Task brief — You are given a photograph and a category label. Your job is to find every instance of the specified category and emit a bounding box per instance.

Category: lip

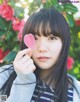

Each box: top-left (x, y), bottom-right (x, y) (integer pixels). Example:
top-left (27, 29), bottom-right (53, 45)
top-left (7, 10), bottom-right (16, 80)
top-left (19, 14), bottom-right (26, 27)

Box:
top-left (37, 56), bottom-right (50, 62)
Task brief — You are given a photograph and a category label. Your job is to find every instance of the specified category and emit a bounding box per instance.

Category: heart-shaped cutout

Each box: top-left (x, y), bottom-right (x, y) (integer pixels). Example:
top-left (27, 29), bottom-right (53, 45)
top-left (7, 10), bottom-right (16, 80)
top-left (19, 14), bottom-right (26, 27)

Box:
top-left (24, 33), bottom-right (35, 49)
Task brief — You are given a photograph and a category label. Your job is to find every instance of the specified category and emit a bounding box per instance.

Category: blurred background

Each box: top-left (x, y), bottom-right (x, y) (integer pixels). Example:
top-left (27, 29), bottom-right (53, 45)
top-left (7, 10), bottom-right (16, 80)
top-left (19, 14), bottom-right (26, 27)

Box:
top-left (0, 0), bottom-right (80, 80)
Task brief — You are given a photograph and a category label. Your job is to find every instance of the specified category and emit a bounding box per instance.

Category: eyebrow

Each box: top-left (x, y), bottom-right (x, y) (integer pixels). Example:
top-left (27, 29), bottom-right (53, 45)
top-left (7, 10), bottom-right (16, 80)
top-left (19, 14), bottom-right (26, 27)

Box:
top-left (34, 33), bottom-right (57, 37)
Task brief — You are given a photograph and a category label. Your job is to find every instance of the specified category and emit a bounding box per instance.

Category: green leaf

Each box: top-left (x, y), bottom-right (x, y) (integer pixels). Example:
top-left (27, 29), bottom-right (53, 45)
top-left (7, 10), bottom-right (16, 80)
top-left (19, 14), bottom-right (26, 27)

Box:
top-left (4, 51), bottom-right (17, 62)
top-left (56, 5), bottom-right (64, 12)
top-left (51, 0), bottom-right (58, 5)
top-left (0, 30), bottom-right (7, 37)
top-left (14, 7), bottom-right (24, 18)
top-left (9, 0), bottom-right (15, 7)
top-left (5, 31), bottom-right (15, 41)
top-left (36, 0), bottom-right (42, 6)
top-left (0, 0), bottom-right (4, 4)
top-left (63, 3), bottom-right (78, 13)
top-left (73, 67), bottom-right (79, 74)
top-left (66, 13), bottom-right (74, 27)
top-left (0, 17), bottom-right (7, 30)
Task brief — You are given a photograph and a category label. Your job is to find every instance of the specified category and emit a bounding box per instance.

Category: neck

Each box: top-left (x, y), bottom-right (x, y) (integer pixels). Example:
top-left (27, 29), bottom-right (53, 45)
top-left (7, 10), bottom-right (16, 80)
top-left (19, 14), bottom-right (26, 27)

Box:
top-left (39, 68), bottom-right (55, 87)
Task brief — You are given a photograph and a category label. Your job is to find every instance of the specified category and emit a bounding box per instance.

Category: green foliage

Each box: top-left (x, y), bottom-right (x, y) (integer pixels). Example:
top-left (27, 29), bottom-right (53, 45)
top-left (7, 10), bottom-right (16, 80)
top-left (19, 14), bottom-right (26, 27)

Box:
top-left (63, 3), bottom-right (78, 13)
top-left (14, 7), bottom-right (24, 18)
top-left (0, 17), bottom-right (20, 50)
top-left (4, 51), bottom-right (17, 63)
top-left (0, 1), bottom-right (22, 66)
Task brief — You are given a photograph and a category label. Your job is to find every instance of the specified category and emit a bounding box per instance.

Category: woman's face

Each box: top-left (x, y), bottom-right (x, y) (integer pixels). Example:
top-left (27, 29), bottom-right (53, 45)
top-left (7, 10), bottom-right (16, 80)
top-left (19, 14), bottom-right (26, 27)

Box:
top-left (32, 34), bottom-right (62, 70)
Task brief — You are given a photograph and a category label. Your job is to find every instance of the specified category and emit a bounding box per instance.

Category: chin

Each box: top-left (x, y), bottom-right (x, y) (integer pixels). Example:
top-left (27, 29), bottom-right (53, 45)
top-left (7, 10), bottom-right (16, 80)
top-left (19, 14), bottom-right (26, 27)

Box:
top-left (37, 65), bottom-right (51, 70)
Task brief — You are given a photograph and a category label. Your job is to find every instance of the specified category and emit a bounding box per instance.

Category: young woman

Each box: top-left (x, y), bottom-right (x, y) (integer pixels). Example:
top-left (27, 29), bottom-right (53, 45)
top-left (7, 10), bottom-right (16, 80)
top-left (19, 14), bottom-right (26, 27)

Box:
top-left (0, 7), bottom-right (80, 102)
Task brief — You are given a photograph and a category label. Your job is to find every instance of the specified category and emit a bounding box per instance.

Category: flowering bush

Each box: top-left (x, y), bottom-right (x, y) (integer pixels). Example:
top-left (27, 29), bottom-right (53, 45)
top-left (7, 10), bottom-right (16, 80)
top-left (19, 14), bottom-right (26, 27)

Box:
top-left (12, 17), bottom-right (25, 41)
top-left (67, 56), bottom-right (74, 70)
top-left (0, 2), bottom-right (25, 64)
top-left (0, 3), bottom-right (14, 21)
top-left (0, 48), bottom-right (10, 63)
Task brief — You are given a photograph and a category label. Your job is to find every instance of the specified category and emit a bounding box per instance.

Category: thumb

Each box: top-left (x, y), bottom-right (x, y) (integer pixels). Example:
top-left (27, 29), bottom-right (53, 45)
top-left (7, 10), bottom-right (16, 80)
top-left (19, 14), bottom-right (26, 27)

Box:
top-left (27, 48), bottom-right (32, 57)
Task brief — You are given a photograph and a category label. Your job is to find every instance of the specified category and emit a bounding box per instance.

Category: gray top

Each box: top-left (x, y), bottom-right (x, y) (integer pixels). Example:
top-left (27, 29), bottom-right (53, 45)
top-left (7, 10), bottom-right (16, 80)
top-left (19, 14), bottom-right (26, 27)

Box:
top-left (0, 64), bottom-right (80, 102)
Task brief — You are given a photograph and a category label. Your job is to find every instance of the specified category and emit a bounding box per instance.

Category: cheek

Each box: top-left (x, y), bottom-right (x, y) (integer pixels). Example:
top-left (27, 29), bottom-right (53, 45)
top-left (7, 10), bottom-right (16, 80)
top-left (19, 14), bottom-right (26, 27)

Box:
top-left (32, 50), bottom-right (37, 59)
top-left (32, 43), bottom-right (39, 57)
top-left (51, 42), bottom-right (62, 54)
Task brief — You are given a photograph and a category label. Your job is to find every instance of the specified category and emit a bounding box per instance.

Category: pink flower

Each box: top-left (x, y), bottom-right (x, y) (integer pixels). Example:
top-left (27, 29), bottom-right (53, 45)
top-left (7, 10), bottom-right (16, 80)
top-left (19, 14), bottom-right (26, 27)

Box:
top-left (12, 18), bottom-right (25, 41)
top-left (17, 20), bottom-right (25, 41)
top-left (17, 28), bottom-right (23, 41)
top-left (12, 17), bottom-right (25, 31)
top-left (3, 50), bottom-right (10, 58)
top-left (0, 3), bottom-right (14, 21)
top-left (75, 19), bottom-right (80, 26)
top-left (0, 48), bottom-right (10, 63)
top-left (12, 17), bottom-right (21, 31)
top-left (67, 56), bottom-right (74, 70)
top-left (41, 0), bottom-right (46, 3)
top-left (0, 48), bottom-right (4, 63)
top-left (18, 19), bottom-right (25, 31)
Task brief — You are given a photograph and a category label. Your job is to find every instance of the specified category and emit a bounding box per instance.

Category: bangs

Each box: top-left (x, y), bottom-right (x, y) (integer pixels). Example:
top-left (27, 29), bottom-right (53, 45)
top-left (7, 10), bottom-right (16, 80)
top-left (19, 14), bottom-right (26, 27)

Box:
top-left (24, 10), bottom-right (63, 38)
top-left (31, 21), bottom-right (61, 38)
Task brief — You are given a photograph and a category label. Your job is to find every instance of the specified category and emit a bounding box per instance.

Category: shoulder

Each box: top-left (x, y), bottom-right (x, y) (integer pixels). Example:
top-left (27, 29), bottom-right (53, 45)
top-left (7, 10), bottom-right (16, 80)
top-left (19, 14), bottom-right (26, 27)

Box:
top-left (0, 64), bottom-right (14, 90)
top-left (67, 74), bottom-right (80, 94)
top-left (0, 63), bottom-right (14, 77)
top-left (67, 74), bottom-right (80, 86)
top-left (68, 74), bottom-right (80, 101)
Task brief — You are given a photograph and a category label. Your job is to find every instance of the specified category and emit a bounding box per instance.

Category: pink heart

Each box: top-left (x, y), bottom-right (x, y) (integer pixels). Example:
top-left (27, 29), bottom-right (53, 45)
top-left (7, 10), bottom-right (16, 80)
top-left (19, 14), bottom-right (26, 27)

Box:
top-left (24, 33), bottom-right (35, 49)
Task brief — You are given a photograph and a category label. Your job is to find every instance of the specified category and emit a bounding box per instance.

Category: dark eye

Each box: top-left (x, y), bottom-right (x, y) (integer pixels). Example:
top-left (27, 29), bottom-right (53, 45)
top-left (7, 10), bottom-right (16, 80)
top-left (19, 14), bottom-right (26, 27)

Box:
top-left (34, 36), bottom-right (38, 40)
top-left (49, 36), bottom-right (57, 40)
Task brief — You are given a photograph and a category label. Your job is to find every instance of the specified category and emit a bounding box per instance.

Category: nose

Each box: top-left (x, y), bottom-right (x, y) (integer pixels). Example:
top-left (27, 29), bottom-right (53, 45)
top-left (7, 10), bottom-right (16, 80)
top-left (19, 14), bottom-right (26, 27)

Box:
top-left (38, 39), bottom-right (48, 52)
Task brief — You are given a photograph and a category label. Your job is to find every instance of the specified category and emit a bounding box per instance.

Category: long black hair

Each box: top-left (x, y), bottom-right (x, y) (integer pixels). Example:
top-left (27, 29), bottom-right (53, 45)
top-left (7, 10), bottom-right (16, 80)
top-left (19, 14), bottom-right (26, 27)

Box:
top-left (0, 7), bottom-right (71, 102)
top-left (21, 7), bottom-right (71, 102)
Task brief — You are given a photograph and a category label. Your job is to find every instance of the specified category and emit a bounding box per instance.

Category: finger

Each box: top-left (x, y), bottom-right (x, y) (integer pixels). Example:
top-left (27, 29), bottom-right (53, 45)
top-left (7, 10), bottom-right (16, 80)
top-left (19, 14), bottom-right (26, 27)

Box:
top-left (14, 48), bottom-right (32, 61)
top-left (19, 55), bottom-right (30, 64)
top-left (27, 64), bottom-right (36, 72)
top-left (14, 60), bottom-right (36, 75)
top-left (23, 64), bottom-right (36, 74)
top-left (22, 59), bottom-right (34, 68)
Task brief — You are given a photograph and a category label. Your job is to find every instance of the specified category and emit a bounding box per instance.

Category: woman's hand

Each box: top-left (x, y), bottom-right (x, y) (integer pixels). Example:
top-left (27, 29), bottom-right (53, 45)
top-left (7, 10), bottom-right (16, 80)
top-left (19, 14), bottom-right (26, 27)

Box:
top-left (13, 48), bottom-right (36, 75)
